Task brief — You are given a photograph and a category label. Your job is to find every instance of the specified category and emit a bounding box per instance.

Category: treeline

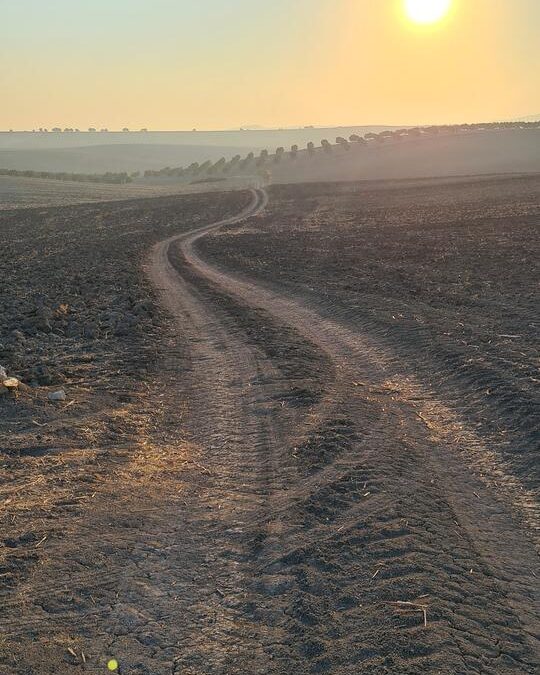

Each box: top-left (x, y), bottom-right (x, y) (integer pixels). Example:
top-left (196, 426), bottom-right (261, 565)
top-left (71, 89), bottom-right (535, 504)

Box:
top-left (144, 120), bottom-right (540, 180)
top-left (2, 120), bottom-right (538, 185)
top-left (0, 168), bottom-right (138, 184)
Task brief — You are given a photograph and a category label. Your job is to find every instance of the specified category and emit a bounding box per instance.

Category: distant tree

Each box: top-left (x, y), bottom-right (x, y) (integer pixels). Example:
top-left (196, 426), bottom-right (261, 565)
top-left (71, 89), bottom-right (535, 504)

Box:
top-left (209, 157), bottom-right (226, 174)
top-left (52, 127), bottom-right (62, 132)
top-left (321, 139), bottom-right (332, 153)
top-left (336, 136), bottom-right (350, 151)
top-left (240, 151), bottom-right (254, 169)
top-left (100, 128), bottom-right (109, 132)
top-left (140, 128), bottom-right (148, 132)
top-left (195, 160), bottom-right (211, 175)
top-left (224, 155), bottom-right (241, 173)
top-left (88, 128), bottom-right (96, 132)
top-left (274, 147), bottom-right (285, 163)
top-left (307, 141), bottom-right (316, 156)
top-left (122, 127), bottom-right (130, 132)
top-left (349, 134), bottom-right (361, 142)
top-left (257, 149), bottom-right (269, 166)
top-left (290, 144), bottom-right (299, 159)
top-left (0, 167), bottom-right (133, 184)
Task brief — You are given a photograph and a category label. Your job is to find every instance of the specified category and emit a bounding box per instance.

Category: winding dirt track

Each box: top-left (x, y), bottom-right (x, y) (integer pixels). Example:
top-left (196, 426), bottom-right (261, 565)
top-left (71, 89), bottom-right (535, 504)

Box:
top-left (146, 188), bottom-right (539, 673)
top-left (2, 186), bottom-right (537, 675)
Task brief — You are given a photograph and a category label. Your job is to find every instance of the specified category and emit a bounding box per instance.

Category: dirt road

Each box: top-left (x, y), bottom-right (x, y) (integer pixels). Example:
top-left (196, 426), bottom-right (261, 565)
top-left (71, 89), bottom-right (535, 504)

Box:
top-left (2, 184), bottom-right (537, 673)
top-left (145, 187), bottom-right (539, 673)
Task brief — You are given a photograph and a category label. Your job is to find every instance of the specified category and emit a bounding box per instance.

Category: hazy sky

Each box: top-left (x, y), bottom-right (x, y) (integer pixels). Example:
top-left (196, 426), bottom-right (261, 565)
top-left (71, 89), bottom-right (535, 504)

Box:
top-left (1, 0), bottom-right (539, 130)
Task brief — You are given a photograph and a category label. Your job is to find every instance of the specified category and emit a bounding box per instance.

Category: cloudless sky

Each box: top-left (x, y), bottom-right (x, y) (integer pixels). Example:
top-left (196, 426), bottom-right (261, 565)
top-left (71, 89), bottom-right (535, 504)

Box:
top-left (1, 0), bottom-right (539, 130)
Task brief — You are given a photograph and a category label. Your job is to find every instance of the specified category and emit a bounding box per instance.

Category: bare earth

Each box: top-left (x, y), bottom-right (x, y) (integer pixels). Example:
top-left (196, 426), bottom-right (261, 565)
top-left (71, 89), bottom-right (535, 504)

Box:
top-left (1, 175), bottom-right (539, 674)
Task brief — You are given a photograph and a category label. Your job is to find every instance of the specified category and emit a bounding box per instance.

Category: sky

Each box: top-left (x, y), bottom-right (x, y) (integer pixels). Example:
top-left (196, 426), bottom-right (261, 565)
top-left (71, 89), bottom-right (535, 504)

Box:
top-left (1, 0), bottom-right (539, 130)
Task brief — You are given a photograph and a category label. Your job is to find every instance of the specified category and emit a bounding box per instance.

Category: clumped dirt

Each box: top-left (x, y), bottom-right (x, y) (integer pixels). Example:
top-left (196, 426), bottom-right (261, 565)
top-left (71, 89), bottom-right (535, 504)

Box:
top-left (200, 175), bottom-right (540, 505)
top-left (1, 176), bottom-right (539, 674)
top-left (189, 176), bottom-right (540, 673)
top-left (0, 190), bottom-right (251, 672)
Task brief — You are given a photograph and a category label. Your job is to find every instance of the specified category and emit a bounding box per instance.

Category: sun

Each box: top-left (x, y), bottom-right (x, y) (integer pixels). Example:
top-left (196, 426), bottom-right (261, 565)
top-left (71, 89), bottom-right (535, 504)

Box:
top-left (405, 0), bottom-right (452, 25)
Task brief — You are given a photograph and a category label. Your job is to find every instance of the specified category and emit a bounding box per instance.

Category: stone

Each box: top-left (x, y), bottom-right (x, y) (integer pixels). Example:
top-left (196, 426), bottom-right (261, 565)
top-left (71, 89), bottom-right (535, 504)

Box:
top-left (48, 389), bottom-right (66, 401)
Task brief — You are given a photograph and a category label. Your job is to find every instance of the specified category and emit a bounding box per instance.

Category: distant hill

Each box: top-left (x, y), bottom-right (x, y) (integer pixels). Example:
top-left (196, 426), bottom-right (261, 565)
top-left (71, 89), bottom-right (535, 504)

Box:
top-left (511, 114), bottom-right (540, 123)
top-left (0, 126), bottom-right (400, 174)
top-left (0, 127), bottom-right (398, 151)
top-left (0, 144), bottom-right (260, 174)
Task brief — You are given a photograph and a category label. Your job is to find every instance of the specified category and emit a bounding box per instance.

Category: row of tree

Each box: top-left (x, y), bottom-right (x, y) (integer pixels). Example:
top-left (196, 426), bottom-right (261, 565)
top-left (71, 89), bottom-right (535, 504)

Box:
top-left (144, 120), bottom-right (539, 180)
top-left (144, 122), bottom-right (540, 178)
top-left (25, 128), bottom-right (149, 133)
top-left (0, 168), bottom-right (138, 184)
top-left (4, 120), bottom-right (538, 184)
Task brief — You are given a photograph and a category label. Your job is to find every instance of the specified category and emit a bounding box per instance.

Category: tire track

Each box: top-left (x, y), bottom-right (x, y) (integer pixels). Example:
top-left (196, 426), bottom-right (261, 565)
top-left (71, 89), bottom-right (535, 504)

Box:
top-left (163, 187), bottom-right (539, 672)
top-left (8, 186), bottom-right (534, 672)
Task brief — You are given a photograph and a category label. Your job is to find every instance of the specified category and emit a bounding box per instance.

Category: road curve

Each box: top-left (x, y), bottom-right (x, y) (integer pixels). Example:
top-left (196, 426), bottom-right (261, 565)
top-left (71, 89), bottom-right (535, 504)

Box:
top-left (147, 187), bottom-right (539, 673)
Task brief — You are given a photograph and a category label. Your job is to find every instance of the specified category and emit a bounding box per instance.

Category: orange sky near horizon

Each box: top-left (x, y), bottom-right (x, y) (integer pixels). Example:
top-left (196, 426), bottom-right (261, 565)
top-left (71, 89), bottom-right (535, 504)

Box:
top-left (1, 0), bottom-right (538, 130)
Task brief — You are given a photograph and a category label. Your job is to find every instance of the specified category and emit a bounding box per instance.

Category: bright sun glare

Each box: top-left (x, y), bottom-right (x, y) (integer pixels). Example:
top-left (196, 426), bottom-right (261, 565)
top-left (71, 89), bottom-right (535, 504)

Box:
top-left (405, 0), bottom-right (451, 24)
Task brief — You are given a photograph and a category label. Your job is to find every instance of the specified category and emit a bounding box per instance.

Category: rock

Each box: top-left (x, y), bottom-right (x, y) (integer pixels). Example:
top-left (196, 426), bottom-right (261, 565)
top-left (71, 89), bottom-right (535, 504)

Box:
top-left (48, 389), bottom-right (66, 402)
top-left (3, 377), bottom-right (20, 389)
top-left (0, 365), bottom-right (7, 380)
